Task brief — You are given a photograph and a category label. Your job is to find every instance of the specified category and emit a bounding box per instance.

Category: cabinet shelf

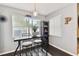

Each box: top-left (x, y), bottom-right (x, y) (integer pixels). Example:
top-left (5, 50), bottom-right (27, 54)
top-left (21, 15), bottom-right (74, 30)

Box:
top-left (43, 25), bottom-right (48, 27)
top-left (42, 21), bottom-right (49, 45)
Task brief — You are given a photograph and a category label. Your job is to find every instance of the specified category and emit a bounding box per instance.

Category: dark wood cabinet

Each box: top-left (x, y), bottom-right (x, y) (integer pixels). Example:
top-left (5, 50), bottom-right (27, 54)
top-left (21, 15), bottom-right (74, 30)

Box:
top-left (41, 21), bottom-right (49, 51)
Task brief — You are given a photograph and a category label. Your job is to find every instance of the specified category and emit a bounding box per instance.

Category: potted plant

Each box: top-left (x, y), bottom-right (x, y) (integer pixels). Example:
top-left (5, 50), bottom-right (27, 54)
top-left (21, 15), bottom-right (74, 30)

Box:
top-left (32, 25), bottom-right (38, 37)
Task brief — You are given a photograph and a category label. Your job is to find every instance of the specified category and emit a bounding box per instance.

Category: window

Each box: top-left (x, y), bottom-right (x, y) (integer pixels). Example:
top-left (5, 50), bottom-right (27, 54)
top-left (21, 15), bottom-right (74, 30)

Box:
top-left (49, 15), bottom-right (62, 37)
top-left (12, 14), bottom-right (41, 38)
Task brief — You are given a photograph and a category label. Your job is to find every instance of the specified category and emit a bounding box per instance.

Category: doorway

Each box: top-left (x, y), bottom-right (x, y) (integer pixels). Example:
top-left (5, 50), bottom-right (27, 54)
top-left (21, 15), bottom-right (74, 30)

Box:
top-left (77, 3), bottom-right (79, 56)
top-left (77, 16), bottom-right (79, 55)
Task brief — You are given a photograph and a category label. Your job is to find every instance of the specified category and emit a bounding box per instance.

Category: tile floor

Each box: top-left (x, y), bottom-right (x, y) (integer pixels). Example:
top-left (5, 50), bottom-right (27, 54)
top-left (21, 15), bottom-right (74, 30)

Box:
top-left (16, 47), bottom-right (51, 56)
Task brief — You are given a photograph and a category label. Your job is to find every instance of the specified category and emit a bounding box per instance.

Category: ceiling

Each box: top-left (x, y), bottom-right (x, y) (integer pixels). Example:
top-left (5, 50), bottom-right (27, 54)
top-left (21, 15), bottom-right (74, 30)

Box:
top-left (0, 3), bottom-right (70, 16)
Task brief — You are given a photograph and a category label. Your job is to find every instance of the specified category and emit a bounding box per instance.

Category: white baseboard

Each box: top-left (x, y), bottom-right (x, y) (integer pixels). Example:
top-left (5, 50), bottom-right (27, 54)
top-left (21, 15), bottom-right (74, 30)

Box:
top-left (49, 44), bottom-right (77, 56)
top-left (0, 50), bottom-right (15, 55)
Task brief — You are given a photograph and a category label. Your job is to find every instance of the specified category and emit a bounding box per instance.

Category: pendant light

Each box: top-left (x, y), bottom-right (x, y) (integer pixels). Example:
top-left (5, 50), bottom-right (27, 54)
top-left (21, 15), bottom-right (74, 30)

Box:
top-left (33, 3), bottom-right (38, 16)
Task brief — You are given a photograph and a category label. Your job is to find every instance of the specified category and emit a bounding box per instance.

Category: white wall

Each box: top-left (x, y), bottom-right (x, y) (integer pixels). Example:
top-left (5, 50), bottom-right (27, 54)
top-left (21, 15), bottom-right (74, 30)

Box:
top-left (0, 5), bottom-right (45, 55)
top-left (47, 4), bottom-right (77, 55)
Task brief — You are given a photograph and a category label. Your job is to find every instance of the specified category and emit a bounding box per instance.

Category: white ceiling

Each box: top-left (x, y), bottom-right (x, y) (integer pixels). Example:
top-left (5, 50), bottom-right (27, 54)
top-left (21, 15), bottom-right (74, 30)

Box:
top-left (0, 3), bottom-right (70, 16)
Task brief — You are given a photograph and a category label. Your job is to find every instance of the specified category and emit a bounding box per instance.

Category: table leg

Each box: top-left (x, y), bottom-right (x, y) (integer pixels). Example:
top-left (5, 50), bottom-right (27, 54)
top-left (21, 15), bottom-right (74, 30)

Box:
top-left (19, 42), bottom-right (21, 56)
top-left (14, 41), bottom-right (21, 56)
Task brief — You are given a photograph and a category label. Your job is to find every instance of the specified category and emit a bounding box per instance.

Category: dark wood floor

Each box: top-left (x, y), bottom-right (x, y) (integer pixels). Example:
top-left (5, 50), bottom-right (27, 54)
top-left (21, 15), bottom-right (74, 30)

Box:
top-left (0, 45), bottom-right (72, 56)
top-left (48, 45), bottom-right (71, 56)
top-left (77, 39), bottom-right (79, 55)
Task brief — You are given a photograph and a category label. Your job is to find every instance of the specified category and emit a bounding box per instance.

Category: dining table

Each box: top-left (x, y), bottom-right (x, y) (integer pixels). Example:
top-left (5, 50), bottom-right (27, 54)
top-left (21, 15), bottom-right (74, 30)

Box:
top-left (14, 36), bottom-right (43, 56)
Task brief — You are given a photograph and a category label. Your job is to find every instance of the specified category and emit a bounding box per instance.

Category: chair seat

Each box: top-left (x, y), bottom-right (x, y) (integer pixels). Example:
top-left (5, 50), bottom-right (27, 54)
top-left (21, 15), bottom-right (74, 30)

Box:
top-left (22, 41), bottom-right (32, 46)
top-left (34, 40), bottom-right (42, 43)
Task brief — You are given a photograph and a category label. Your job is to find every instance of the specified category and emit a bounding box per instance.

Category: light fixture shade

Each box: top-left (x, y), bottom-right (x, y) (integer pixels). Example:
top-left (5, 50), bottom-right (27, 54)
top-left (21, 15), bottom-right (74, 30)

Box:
top-left (33, 11), bottom-right (38, 16)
